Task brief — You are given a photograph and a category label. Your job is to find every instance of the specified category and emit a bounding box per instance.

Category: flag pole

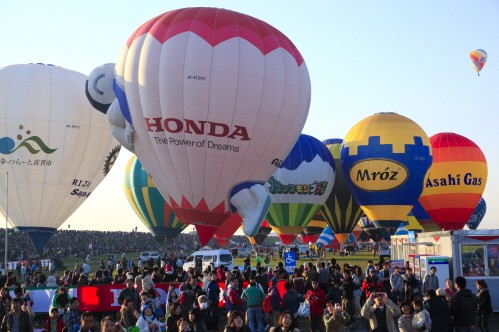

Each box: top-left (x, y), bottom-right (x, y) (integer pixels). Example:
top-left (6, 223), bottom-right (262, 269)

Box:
top-left (4, 172), bottom-right (8, 273)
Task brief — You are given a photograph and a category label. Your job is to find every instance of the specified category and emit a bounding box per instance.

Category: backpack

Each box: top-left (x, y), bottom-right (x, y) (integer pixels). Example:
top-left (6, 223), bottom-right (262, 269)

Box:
top-left (262, 295), bottom-right (273, 313)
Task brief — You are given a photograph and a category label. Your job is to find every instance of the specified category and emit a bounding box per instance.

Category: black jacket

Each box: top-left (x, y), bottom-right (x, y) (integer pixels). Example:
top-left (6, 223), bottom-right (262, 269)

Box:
top-left (477, 289), bottom-right (493, 315)
top-left (451, 288), bottom-right (477, 326)
top-left (425, 296), bottom-right (451, 332)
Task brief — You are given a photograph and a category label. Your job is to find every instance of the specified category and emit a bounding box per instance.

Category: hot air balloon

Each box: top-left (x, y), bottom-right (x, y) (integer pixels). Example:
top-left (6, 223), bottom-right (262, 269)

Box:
top-left (317, 226), bottom-right (337, 248)
top-left (247, 220), bottom-right (272, 246)
top-left (0, 64), bottom-right (119, 253)
top-left (470, 49), bottom-right (487, 76)
top-left (419, 133), bottom-right (487, 230)
top-left (467, 198), bottom-right (486, 230)
top-left (111, 7), bottom-right (310, 242)
top-left (358, 216), bottom-right (388, 243)
top-left (320, 138), bottom-right (363, 244)
top-left (411, 201), bottom-right (441, 232)
top-left (341, 113), bottom-right (432, 228)
top-left (265, 134), bottom-right (335, 243)
top-left (404, 212), bottom-right (423, 233)
top-left (214, 214), bottom-right (243, 247)
top-left (124, 155), bottom-right (187, 242)
top-left (300, 217), bottom-right (327, 244)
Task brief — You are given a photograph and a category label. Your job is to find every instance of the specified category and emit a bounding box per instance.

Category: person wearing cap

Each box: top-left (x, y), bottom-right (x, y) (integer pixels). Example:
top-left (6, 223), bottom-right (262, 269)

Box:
top-left (198, 295), bottom-right (217, 331)
top-left (224, 311), bottom-right (250, 332)
top-left (118, 275), bottom-right (140, 311)
top-left (241, 278), bottom-right (265, 332)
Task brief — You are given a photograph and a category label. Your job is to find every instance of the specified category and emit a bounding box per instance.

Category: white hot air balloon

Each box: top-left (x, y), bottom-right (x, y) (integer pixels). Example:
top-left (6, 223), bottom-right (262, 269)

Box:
top-left (108, 7), bottom-right (311, 241)
top-left (0, 63), bottom-right (120, 253)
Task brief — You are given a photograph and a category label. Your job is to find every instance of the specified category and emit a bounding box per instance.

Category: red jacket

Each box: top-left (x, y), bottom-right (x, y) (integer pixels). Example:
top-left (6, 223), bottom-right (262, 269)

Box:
top-left (44, 316), bottom-right (65, 332)
top-left (305, 287), bottom-right (326, 316)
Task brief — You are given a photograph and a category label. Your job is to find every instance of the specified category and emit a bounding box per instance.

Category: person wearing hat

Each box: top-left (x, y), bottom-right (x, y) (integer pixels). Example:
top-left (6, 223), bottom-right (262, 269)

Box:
top-left (136, 304), bottom-right (162, 332)
top-left (224, 311), bottom-right (250, 332)
top-left (118, 275), bottom-right (140, 311)
top-left (198, 295), bottom-right (218, 331)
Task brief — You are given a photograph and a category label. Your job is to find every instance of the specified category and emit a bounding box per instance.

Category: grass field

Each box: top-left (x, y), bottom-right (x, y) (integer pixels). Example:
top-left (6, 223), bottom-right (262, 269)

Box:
top-left (52, 249), bottom-right (383, 277)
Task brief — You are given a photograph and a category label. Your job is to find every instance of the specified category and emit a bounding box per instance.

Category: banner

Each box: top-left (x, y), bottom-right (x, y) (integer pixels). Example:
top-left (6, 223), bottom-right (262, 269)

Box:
top-left (24, 280), bottom-right (288, 313)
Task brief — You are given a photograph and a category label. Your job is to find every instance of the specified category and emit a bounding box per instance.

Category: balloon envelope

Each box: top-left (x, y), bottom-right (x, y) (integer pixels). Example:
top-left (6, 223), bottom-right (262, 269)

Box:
top-left (320, 138), bottom-right (363, 244)
top-left (419, 133), bottom-right (487, 230)
top-left (247, 220), bottom-right (272, 246)
top-left (411, 201), bottom-right (441, 232)
top-left (341, 113), bottom-right (432, 228)
top-left (466, 198), bottom-right (486, 230)
top-left (266, 134), bottom-right (335, 234)
top-left (124, 155), bottom-right (187, 241)
top-left (470, 49), bottom-right (487, 75)
top-left (0, 64), bottom-right (119, 253)
top-left (114, 7), bottom-right (310, 234)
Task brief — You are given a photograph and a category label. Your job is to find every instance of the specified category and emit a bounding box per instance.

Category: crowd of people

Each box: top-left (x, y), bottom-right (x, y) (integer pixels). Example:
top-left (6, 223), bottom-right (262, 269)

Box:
top-left (0, 252), bottom-right (493, 332)
top-left (0, 230), bottom-right (260, 262)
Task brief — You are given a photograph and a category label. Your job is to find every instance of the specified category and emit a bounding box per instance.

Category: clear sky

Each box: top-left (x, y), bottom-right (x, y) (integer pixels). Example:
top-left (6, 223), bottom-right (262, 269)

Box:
top-left (0, 1), bottom-right (498, 233)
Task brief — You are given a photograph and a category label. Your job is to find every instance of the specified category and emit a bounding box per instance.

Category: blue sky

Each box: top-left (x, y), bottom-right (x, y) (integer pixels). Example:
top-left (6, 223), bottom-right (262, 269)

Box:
top-left (1, 1), bottom-right (498, 233)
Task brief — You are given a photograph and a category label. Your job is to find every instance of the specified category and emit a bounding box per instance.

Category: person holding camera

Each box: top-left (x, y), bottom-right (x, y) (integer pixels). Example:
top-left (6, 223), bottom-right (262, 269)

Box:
top-left (323, 301), bottom-right (350, 332)
top-left (361, 291), bottom-right (401, 332)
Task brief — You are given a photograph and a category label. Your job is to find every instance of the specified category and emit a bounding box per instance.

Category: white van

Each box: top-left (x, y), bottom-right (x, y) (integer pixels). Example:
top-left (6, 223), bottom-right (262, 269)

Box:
top-left (183, 249), bottom-right (233, 271)
top-left (140, 251), bottom-right (160, 263)
top-left (230, 247), bottom-right (254, 258)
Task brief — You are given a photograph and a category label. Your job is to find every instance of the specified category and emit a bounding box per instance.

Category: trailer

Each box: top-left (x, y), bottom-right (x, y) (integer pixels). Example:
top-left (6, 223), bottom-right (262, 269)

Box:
top-left (391, 229), bottom-right (499, 311)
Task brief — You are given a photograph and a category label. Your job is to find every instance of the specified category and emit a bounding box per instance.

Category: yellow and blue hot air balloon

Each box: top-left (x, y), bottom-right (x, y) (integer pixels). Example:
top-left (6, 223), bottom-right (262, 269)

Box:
top-left (266, 134), bottom-right (335, 239)
top-left (341, 113), bottom-right (432, 228)
top-left (124, 156), bottom-right (187, 241)
top-left (320, 138), bottom-right (364, 244)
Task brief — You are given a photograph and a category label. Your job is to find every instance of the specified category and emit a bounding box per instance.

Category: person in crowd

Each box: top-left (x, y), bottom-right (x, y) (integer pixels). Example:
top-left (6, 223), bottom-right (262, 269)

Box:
top-left (197, 295), bottom-right (217, 331)
top-left (136, 305), bottom-right (161, 332)
top-left (117, 275), bottom-right (141, 311)
top-left (177, 318), bottom-right (191, 332)
top-left (206, 273), bottom-right (221, 309)
top-left (224, 311), bottom-right (250, 332)
top-left (305, 280), bottom-right (326, 332)
top-left (44, 307), bottom-right (65, 332)
top-left (378, 262), bottom-right (392, 295)
top-left (451, 276), bottom-right (477, 332)
top-left (65, 297), bottom-right (81, 332)
top-left (166, 303), bottom-right (183, 332)
top-left (78, 311), bottom-right (95, 332)
top-left (422, 267), bottom-right (439, 293)
top-left (361, 291), bottom-right (401, 332)
top-left (179, 283), bottom-right (197, 318)
top-left (291, 269), bottom-right (305, 296)
top-left (397, 301), bottom-right (414, 332)
top-left (51, 286), bottom-right (71, 313)
top-left (390, 266), bottom-right (404, 305)
top-left (402, 268), bottom-right (419, 302)
top-left (119, 298), bottom-right (139, 330)
top-left (443, 279), bottom-right (456, 301)
top-left (340, 269), bottom-right (356, 325)
top-left (323, 301), bottom-right (350, 332)
top-left (225, 279), bottom-right (244, 313)
top-left (188, 308), bottom-right (206, 332)
top-left (241, 278), bottom-right (265, 332)
top-left (282, 281), bottom-right (301, 318)
top-left (267, 278), bottom-right (283, 327)
top-left (166, 283), bottom-right (179, 314)
top-left (100, 316), bottom-right (116, 332)
top-left (475, 279), bottom-right (492, 332)
top-left (411, 300), bottom-right (431, 332)
top-left (303, 263), bottom-right (319, 291)
top-left (325, 281), bottom-right (342, 305)
top-left (134, 275), bottom-right (143, 295)
top-left (269, 311), bottom-right (300, 332)
top-left (423, 289), bottom-right (451, 332)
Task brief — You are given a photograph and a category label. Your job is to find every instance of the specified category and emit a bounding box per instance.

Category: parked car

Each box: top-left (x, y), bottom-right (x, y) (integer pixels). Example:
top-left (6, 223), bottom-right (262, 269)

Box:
top-left (139, 251), bottom-right (160, 263)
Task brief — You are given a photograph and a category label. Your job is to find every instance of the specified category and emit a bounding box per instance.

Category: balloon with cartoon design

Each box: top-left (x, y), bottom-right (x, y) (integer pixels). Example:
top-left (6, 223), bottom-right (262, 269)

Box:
top-left (265, 134), bottom-right (335, 241)
top-left (111, 7), bottom-right (310, 243)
